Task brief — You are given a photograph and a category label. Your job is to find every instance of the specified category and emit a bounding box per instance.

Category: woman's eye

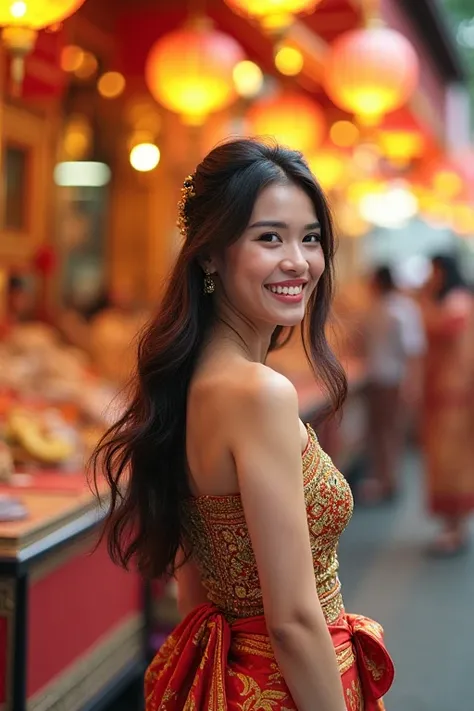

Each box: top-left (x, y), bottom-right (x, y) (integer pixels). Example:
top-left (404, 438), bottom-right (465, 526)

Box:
top-left (303, 233), bottom-right (322, 243)
top-left (258, 233), bottom-right (281, 243)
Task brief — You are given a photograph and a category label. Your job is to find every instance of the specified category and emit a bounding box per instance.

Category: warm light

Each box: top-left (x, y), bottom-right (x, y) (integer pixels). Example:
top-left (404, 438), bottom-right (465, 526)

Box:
top-left (423, 202), bottom-right (453, 229)
top-left (54, 162), bottom-right (111, 187)
top-left (452, 204), bottom-right (474, 235)
top-left (74, 51), bottom-right (98, 80)
top-left (433, 170), bottom-right (464, 199)
top-left (233, 60), bottom-right (263, 98)
top-left (378, 129), bottom-right (424, 164)
top-left (261, 12), bottom-right (294, 30)
top-left (223, 0), bottom-right (321, 22)
top-left (324, 27), bottom-right (419, 123)
top-left (0, 0), bottom-right (86, 29)
top-left (359, 183), bottom-right (418, 228)
top-left (129, 143), bottom-right (161, 172)
top-left (10, 2), bottom-right (26, 19)
top-left (98, 71), bottom-right (126, 99)
top-left (336, 203), bottom-right (369, 239)
top-left (307, 148), bottom-right (347, 192)
top-left (128, 130), bottom-right (154, 151)
top-left (330, 120), bottom-right (359, 148)
top-left (347, 179), bottom-right (383, 205)
top-left (63, 115), bottom-right (92, 160)
top-left (246, 91), bottom-right (325, 154)
top-left (274, 45), bottom-right (304, 76)
top-left (145, 23), bottom-right (244, 124)
top-left (60, 44), bottom-right (84, 72)
top-left (352, 143), bottom-right (381, 175)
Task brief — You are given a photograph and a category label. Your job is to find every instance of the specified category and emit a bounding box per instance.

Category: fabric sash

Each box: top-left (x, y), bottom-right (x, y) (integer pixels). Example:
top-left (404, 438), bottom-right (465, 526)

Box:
top-left (145, 603), bottom-right (394, 710)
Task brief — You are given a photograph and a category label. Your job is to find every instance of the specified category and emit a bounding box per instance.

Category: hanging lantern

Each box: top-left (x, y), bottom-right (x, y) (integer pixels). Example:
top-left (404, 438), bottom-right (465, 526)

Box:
top-left (246, 91), bottom-right (325, 154)
top-left (0, 0), bottom-right (86, 92)
top-left (145, 21), bottom-right (245, 125)
top-left (223, 0), bottom-right (322, 30)
top-left (324, 26), bottom-right (419, 125)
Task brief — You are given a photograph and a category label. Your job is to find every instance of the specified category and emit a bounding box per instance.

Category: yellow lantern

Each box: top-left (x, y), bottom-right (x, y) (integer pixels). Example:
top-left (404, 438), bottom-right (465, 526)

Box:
top-left (246, 91), bottom-right (325, 154)
top-left (324, 26), bottom-right (419, 124)
top-left (224, 0), bottom-right (321, 29)
top-left (145, 22), bottom-right (245, 125)
top-left (0, 0), bottom-right (86, 28)
top-left (0, 0), bottom-right (86, 90)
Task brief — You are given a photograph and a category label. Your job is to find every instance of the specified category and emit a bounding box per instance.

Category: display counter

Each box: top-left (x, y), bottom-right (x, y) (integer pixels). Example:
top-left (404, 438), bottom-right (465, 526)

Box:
top-left (0, 473), bottom-right (145, 711)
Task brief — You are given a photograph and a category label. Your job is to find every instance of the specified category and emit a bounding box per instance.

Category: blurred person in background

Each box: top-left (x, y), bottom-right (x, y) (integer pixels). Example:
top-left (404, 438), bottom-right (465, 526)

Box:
top-left (360, 265), bottom-right (426, 505)
top-left (420, 254), bottom-right (474, 555)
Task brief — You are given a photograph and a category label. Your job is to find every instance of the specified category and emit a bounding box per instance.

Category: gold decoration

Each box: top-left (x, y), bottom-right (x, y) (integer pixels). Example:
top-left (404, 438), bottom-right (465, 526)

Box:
top-left (203, 270), bottom-right (216, 295)
top-left (176, 173), bottom-right (196, 237)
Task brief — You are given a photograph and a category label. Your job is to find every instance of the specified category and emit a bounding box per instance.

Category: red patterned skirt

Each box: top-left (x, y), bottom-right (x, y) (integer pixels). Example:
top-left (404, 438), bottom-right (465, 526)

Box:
top-left (145, 603), bottom-right (394, 710)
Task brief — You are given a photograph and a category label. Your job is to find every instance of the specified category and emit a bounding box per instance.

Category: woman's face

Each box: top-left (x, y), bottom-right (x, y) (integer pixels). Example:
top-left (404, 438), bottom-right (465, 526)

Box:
top-left (212, 181), bottom-right (325, 329)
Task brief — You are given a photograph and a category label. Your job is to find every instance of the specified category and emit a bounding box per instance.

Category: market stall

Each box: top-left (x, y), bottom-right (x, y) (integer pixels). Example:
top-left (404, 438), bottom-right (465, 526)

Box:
top-left (0, 323), bottom-right (146, 711)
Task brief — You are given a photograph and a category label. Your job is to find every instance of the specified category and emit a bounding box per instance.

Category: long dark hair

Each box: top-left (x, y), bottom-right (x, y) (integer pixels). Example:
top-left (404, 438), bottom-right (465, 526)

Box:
top-left (90, 138), bottom-right (347, 578)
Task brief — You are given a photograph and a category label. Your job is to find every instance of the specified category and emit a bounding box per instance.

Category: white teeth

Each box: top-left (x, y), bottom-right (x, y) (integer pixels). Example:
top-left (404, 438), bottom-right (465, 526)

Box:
top-left (268, 284), bottom-right (303, 295)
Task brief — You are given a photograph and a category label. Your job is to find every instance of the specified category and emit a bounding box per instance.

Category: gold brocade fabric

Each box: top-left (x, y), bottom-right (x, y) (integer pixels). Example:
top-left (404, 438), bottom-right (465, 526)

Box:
top-left (182, 425), bottom-right (354, 625)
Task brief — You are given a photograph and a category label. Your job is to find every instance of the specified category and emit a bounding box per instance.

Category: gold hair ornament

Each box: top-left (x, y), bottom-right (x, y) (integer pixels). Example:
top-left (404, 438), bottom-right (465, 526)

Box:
top-left (177, 173), bottom-right (196, 237)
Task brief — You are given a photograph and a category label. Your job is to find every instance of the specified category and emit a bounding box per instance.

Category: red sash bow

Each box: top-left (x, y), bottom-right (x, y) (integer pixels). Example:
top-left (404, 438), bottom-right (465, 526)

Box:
top-left (145, 603), bottom-right (394, 710)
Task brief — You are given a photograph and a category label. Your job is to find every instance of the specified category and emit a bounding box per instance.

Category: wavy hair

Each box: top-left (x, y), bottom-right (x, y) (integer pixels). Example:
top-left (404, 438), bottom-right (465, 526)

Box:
top-left (90, 138), bottom-right (347, 578)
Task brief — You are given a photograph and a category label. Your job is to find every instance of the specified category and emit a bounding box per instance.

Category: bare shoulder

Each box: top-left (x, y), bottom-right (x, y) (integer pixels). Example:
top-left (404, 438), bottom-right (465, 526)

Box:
top-left (192, 360), bottom-right (297, 412)
top-left (223, 362), bottom-right (299, 421)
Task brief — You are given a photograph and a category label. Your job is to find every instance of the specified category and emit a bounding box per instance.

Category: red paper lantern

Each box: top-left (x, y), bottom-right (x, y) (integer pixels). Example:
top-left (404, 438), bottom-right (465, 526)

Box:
top-left (145, 22), bottom-right (244, 124)
top-left (324, 27), bottom-right (419, 124)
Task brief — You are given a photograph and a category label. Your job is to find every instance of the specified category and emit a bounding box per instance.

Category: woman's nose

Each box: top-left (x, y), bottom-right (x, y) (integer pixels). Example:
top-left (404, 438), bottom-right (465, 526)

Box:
top-left (280, 247), bottom-right (307, 274)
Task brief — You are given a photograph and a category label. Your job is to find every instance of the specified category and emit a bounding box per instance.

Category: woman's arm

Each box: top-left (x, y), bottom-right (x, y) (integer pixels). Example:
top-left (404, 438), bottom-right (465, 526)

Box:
top-left (174, 549), bottom-right (209, 618)
top-left (229, 366), bottom-right (346, 711)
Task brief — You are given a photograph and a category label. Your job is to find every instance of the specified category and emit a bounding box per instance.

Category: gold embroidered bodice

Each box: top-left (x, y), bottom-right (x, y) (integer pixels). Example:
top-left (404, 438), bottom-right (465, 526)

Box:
top-left (182, 426), bottom-right (353, 624)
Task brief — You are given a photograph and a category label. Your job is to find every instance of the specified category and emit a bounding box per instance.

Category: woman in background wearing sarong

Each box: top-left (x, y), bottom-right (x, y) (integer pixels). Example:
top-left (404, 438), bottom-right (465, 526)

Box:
top-left (421, 254), bottom-right (474, 555)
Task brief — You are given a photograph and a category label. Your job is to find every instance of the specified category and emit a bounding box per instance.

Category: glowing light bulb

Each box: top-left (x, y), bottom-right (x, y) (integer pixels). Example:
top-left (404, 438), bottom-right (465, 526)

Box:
top-left (233, 60), bottom-right (263, 99)
top-left (129, 143), bottom-right (160, 172)
top-left (274, 46), bottom-right (304, 76)
top-left (98, 71), bottom-right (126, 99)
top-left (10, 1), bottom-right (27, 19)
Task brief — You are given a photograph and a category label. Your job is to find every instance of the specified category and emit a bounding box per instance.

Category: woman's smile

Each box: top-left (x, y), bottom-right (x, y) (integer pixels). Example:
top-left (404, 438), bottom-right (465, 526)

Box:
top-left (264, 279), bottom-right (308, 303)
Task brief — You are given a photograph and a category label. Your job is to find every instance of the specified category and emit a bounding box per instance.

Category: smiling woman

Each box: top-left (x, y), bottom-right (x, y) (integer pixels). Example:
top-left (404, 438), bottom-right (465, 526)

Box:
top-left (204, 181), bottom-right (326, 330)
top-left (91, 138), bottom-right (393, 711)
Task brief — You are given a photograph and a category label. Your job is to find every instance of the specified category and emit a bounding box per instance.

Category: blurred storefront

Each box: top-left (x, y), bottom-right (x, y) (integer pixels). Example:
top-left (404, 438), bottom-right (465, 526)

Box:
top-left (0, 0), bottom-right (470, 709)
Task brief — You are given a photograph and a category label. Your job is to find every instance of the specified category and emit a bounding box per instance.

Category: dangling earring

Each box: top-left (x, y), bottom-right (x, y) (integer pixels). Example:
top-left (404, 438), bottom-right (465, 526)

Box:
top-left (204, 269), bottom-right (215, 295)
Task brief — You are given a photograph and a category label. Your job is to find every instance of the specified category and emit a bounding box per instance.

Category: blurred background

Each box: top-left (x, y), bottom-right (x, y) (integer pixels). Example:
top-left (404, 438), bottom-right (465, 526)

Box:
top-left (0, 0), bottom-right (473, 709)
